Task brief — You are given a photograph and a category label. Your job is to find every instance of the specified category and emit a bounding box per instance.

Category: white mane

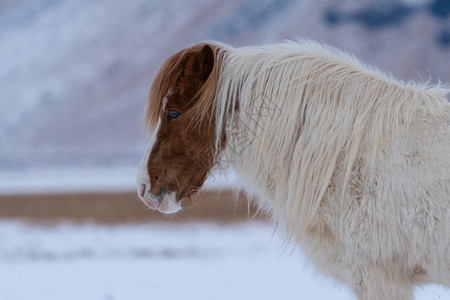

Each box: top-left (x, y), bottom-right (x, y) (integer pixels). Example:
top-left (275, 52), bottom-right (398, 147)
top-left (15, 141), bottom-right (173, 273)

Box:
top-left (211, 40), bottom-right (449, 240)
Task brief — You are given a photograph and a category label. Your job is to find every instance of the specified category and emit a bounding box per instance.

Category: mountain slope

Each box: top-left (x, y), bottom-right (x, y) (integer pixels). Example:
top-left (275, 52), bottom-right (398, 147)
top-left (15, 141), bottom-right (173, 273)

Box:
top-left (0, 0), bottom-right (448, 190)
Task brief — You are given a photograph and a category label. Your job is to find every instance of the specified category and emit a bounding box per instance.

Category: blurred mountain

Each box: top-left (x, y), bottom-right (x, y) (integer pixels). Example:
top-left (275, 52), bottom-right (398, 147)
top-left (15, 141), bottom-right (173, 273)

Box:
top-left (0, 0), bottom-right (448, 177)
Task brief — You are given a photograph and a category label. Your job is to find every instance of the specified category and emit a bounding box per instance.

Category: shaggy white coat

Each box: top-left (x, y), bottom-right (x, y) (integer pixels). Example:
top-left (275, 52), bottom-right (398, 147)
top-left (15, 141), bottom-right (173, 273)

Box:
top-left (209, 40), bottom-right (450, 300)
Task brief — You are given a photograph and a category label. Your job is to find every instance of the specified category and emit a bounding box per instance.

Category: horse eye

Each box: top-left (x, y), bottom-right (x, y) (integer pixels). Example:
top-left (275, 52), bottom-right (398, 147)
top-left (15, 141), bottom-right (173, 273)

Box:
top-left (167, 110), bottom-right (181, 121)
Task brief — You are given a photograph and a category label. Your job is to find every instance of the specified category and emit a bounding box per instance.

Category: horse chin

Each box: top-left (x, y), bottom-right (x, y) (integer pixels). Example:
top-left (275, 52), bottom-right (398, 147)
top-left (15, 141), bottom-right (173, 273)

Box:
top-left (141, 191), bottom-right (182, 214)
top-left (157, 192), bottom-right (181, 214)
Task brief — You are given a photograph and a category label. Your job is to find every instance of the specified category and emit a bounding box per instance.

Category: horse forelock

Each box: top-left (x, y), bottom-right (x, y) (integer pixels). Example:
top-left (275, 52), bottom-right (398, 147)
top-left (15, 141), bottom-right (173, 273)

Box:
top-left (145, 49), bottom-right (185, 132)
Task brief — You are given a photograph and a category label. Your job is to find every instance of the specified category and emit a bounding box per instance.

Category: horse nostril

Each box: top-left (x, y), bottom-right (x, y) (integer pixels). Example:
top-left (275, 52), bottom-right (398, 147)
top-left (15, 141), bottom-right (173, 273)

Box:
top-left (155, 176), bottom-right (158, 180)
top-left (139, 183), bottom-right (147, 199)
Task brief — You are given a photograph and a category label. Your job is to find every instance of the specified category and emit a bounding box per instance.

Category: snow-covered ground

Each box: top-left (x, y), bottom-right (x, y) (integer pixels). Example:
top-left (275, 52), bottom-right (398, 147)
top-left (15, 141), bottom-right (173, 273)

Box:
top-left (0, 221), bottom-right (447, 300)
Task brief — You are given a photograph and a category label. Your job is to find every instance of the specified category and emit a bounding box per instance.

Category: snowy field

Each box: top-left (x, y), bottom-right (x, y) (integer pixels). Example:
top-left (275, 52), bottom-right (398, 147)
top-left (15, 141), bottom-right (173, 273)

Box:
top-left (0, 221), bottom-right (447, 300)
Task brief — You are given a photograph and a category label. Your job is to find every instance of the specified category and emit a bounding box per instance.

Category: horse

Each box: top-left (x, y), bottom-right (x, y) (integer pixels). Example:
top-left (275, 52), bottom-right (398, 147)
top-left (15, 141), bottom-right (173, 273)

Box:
top-left (136, 40), bottom-right (450, 300)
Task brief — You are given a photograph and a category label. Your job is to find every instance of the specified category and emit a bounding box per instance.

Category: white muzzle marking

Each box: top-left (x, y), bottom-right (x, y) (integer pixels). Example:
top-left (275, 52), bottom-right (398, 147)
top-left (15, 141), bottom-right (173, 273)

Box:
top-left (136, 124), bottom-right (181, 214)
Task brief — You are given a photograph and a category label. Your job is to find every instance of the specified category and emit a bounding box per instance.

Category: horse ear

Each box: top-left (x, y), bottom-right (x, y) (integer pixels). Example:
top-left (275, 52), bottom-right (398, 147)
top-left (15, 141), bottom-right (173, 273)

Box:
top-left (192, 44), bottom-right (215, 81)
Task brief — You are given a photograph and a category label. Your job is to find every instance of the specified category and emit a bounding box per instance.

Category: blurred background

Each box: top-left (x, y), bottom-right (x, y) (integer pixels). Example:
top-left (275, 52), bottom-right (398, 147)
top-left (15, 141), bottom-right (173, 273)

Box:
top-left (0, 0), bottom-right (449, 299)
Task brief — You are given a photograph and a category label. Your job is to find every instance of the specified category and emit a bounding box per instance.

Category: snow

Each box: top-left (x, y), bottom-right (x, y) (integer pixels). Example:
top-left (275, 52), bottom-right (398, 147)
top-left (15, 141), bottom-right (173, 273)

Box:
top-left (0, 167), bottom-right (136, 195)
top-left (0, 221), bottom-right (447, 300)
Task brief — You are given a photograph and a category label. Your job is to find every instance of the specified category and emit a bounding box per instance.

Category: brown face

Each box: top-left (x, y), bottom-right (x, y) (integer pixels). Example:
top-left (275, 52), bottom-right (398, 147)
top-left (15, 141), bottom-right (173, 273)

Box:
top-left (137, 44), bottom-right (218, 213)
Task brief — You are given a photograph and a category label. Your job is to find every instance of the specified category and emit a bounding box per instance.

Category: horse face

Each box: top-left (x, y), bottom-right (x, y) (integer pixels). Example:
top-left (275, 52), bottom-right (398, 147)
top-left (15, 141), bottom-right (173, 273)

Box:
top-left (137, 45), bottom-right (216, 213)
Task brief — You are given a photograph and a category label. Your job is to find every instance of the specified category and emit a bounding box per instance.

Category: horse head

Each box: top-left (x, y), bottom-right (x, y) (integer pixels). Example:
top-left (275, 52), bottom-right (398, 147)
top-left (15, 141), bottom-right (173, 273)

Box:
top-left (137, 43), bottom-right (223, 213)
